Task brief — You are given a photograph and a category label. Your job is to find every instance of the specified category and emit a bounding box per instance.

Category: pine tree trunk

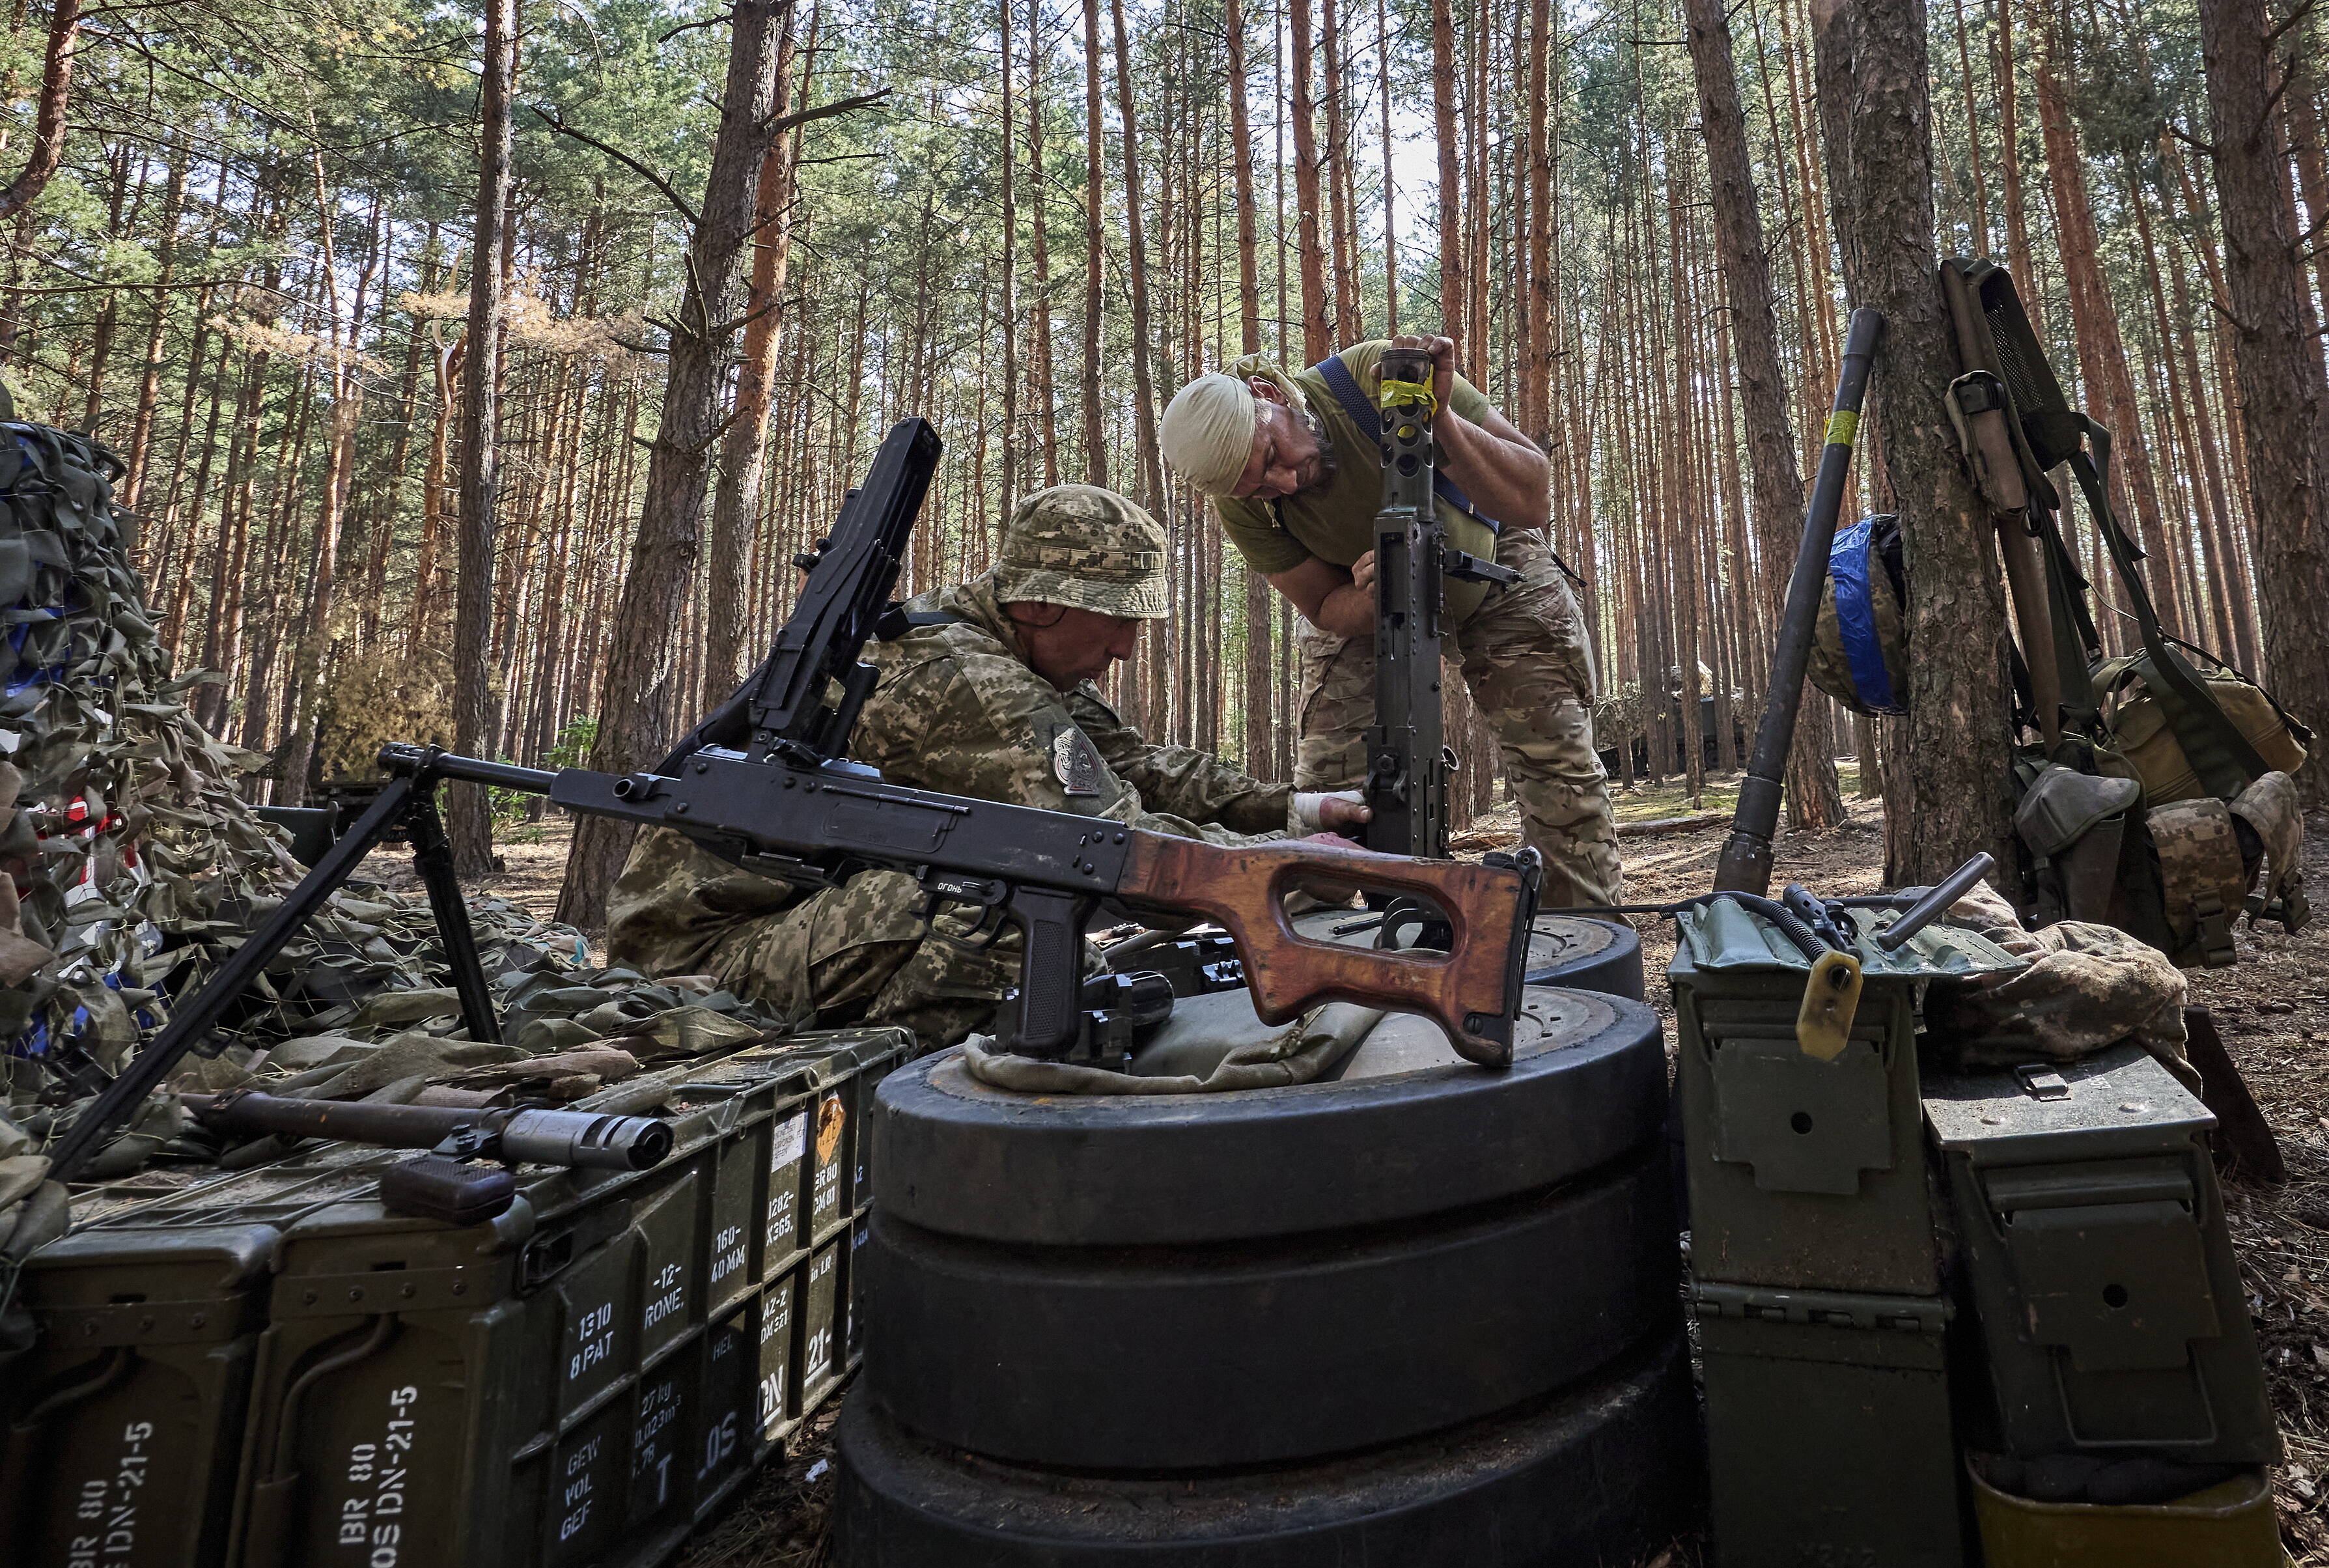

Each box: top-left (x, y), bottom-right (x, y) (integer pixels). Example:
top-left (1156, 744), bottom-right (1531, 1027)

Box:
top-left (1994, 0), bottom-right (2039, 311)
top-left (1227, 0), bottom-right (1262, 355)
top-left (2031, 13), bottom-right (2181, 636)
top-left (1430, 0), bottom-right (1462, 347)
top-left (1685, 0), bottom-right (1845, 829)
top-left (1026, 3), bottom-right (1059, 487)
top-left (1811, 0), bottom-right (2013, 880)
top-left (449, 0), bottom-right (516, 874)
top-left (2199, 0), bottom-right (2329, 803)
top-left (1289, 0), bottom-right (1329, 360)
top-left (1081, 0), bottom-right (1108, 486)
top-left (559, 0), bottom-right (790, 927)
top-left (706, 1), bottom-right (803, 695)
top-left (1109, 0), bottom-right (1168, 507)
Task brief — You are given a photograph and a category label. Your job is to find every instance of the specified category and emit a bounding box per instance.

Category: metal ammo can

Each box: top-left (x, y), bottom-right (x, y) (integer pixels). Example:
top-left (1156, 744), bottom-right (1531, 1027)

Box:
top-left (0, 1024), bottom-right (905, 1568)
top-left (1925, 1044), bottom-right (2278, 1468)
top-left (0, 1221), bottom-right (282, 1568)
top-left (1672, 897), bottom-right (2025, 1568)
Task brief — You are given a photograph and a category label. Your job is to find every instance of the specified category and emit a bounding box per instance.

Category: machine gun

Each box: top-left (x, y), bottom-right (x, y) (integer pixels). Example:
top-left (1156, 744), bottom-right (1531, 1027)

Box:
top-left (1363, 346), bottom-right (1518, 945)
top-left (47, 419), bottom-right (1544, 1182)
top-left (180, 1090), bottom-right (674, 1224)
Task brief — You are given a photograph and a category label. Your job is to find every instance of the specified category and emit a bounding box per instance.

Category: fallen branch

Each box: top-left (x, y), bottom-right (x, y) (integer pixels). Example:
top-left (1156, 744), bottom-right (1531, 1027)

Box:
top-left (1615, 810), bottom-right (1728, 838)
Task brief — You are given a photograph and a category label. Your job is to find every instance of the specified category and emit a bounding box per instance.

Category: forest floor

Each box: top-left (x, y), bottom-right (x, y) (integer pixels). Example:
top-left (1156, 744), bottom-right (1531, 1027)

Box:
top-left (432, 776), bottom-right (2329, 1566)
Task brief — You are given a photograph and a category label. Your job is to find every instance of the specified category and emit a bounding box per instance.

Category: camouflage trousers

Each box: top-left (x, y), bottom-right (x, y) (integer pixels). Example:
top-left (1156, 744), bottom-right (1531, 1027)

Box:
top-left (706, 869), bottom-right (1022, 1054)
top-left (1295, 529), bottom-right (1622, 906)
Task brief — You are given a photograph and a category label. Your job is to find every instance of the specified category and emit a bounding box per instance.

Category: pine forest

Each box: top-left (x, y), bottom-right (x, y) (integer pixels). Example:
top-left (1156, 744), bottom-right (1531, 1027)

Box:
top-left (0, 0), bottom-right (2315, 916)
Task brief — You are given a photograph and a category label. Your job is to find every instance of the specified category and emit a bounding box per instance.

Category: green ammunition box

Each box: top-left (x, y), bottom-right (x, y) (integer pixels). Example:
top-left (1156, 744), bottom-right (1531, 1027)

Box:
top-left (1673, 900), bottom-right (2019, 1294)
top-left (1925, 1044), bottom-right (2280, 1465)
top-left (3, 1024), bottom-right (903, 1568)
top-left (0, 1223), bottom-right (279, 1568)
top-left (1692, 1281), bottom-right (1967, 1568)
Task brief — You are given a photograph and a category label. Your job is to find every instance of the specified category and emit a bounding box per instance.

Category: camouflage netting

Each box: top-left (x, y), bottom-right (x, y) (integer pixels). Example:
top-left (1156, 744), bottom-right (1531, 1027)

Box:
top-left (0, 422), bottom-right (793, 1313)
top-left (314, 643), bottom-right (457, 783)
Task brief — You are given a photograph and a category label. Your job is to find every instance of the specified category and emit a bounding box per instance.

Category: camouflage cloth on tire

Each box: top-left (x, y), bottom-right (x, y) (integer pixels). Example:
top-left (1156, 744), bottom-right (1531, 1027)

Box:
top-left (1291, 529), bottom-right (1621, 907)
top-left (608, 533), bottom-right (1293, 1053)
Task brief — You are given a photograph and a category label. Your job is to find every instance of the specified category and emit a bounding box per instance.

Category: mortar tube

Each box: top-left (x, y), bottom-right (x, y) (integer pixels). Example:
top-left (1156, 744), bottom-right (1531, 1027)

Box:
top-left (1714, 307), bottom-right (1886, 897)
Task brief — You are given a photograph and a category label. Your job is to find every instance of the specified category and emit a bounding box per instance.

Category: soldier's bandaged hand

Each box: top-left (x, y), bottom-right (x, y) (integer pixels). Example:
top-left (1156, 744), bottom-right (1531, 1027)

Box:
top-left (1290, 790), bottom-right (1368, 835)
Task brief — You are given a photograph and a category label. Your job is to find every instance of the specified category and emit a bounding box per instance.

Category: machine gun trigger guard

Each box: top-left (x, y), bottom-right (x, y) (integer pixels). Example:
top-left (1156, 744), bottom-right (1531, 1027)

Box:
top-left (917, 871), bottom-right (1013, 945)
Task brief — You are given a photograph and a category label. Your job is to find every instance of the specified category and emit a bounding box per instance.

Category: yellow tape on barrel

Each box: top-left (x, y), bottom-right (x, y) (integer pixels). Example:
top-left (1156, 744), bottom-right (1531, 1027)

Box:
top-left (1823, 410), bottom-right (1860, 449)
top-left (1378, 378), bottom-right (1439, 420)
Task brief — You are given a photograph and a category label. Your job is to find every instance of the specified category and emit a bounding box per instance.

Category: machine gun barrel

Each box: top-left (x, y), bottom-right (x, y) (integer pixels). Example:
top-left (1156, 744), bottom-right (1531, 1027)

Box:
top-left (1365, 345), bottom-right (1451, 861)
top-left (180, 1090), bottom-right (675, 1171)
top-left (1715, 308), bottom-right (1884, 896)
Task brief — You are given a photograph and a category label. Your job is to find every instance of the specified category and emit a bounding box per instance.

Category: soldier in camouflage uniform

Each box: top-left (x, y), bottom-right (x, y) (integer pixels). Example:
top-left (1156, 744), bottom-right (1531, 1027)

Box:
top-left (606, 485), bottom-right (1369, 1052)
top-left (1160, 333), bottom-right (1621, 907)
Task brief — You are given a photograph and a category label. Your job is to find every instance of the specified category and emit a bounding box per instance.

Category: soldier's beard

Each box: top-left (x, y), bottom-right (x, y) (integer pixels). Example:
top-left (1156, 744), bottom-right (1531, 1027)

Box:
top-left (1289, 409), bottom-right (1336, 493)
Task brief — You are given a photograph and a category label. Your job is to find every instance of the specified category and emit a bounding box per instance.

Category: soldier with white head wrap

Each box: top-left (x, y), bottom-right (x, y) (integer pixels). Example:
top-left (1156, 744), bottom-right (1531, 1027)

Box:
top-left (1162, 335), bottom-right (1621, 908)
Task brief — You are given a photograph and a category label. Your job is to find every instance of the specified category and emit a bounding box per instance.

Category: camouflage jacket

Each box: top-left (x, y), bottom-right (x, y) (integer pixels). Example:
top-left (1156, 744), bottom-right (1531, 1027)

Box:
top-left (607, 573), bottom-right (1292, 977)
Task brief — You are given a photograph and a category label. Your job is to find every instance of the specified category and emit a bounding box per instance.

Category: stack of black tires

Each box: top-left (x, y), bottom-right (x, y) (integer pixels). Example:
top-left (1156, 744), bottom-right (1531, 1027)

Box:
top-left (835, 983), bottom-right (1700, 1565)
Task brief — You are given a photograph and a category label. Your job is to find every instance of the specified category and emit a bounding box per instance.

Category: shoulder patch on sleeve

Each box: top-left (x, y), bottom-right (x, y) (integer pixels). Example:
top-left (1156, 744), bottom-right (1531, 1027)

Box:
top-left (1050, 724), bottom-right (1105, 796)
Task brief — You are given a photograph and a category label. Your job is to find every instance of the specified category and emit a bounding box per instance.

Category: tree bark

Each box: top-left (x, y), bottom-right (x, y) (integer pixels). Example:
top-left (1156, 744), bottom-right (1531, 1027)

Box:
top-left (1430, 0), bottom-right (1463, 350)
top-left (558, 0), bottom-right (789, 927)
top-left (1811, 0), bottom-right (2013, 881)
top-left (0, 0), bottom-right (81, 222)
top-left (1227, 0), bottom-right (1262, 354)
top-left (1108, 0), bottom-right (1167, 507)
top-left (2199, 0), bottom-right (2329, 804)
top-left (1080, 0), bottom-right (1107, 486)
top-left (1289, 0), bottom-right (1330, 361)
top-left (449, 0), bottom-right (518, 875)
top-left (706, 0), bottom-right (803, 695)
top-left (1685, 0), bottom-right (1845, 828)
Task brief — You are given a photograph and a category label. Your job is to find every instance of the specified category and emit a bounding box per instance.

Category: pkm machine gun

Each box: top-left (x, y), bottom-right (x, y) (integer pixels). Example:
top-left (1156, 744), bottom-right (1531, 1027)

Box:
top-left (47, 420), bottom-right (1546, 1182)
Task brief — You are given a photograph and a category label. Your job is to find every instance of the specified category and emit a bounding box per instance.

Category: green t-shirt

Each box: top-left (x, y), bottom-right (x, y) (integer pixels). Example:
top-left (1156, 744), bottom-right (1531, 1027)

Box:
top-left (1212, 341), bottom-right (1504, 623)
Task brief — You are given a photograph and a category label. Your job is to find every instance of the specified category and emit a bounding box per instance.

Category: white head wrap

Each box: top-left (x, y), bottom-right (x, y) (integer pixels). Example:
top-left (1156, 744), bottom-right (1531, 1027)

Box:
top-left (1161, 354), bottom-right (1312, 497)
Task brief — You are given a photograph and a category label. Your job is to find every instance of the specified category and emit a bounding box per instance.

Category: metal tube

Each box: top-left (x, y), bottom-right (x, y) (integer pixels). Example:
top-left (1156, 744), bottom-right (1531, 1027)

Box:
top-left (1714, 308), bottom-right (1887, 896)
top-left (1873, 852), bottom-right (1998, 951)
top-left (182, 1091), bottom-right (673, 1171)
top-left (379, 743), bottom-right (558, 793)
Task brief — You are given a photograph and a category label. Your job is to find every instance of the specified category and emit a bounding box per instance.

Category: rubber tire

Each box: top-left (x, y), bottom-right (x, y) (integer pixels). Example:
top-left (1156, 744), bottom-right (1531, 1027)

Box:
top-left (834, 1329), bottom-right (1703, 1567)
top-left (874, 987), bottom-right (1669, 1247)
top-left (1520, 915), bottom-right (1643, 1000)
top-left (1286, 910), bottom-right (1645, 1001)
top-left (865, 1143), bottom-right (1677, 1468)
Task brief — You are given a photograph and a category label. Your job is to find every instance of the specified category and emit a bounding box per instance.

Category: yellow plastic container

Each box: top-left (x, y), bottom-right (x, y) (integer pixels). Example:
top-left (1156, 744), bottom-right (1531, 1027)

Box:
top-left (1970, 1460), bottom-right (2289, 1567)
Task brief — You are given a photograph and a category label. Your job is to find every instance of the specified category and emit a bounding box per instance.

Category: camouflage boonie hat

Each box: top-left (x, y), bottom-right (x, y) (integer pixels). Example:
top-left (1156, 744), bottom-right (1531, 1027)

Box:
top-left (993, 485), bottom-right (1168, 619)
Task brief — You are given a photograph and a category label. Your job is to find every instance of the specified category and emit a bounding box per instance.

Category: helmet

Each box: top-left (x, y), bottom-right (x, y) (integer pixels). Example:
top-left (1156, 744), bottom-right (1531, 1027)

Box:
top-left (992, 485), bottom-right (1169, 619)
